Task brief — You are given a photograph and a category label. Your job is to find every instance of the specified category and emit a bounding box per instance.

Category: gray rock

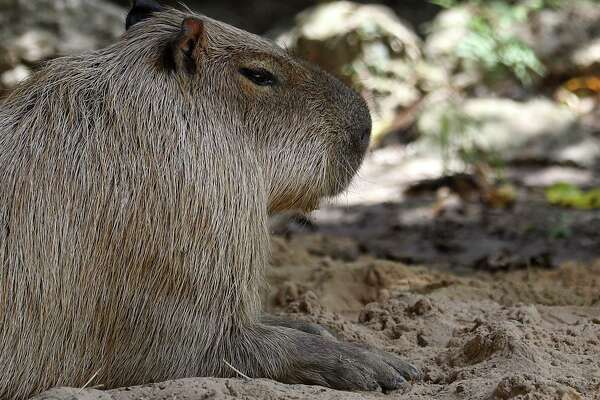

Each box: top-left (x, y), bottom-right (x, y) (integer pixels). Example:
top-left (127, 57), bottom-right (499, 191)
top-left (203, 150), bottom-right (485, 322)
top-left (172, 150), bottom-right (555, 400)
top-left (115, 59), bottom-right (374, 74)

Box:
top-left (416, 96), bottom-right (600, 169)
top-left (275, 1), bottom-right (424, 141)
top-left (422, 6), bottom-right (483, 91)
top-left (423, 6), bottom-right (472, 74)
top-left (520, 1), bottom-right (600, 75)
top-left (0, 0), bottom-right (125, 93)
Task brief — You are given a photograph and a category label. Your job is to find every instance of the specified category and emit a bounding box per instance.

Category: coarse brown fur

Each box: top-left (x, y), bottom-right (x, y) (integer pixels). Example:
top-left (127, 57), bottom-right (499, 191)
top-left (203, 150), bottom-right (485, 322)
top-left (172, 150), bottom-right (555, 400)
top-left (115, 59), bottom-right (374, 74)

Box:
top-left (0, 3), bottom-right (417, 399)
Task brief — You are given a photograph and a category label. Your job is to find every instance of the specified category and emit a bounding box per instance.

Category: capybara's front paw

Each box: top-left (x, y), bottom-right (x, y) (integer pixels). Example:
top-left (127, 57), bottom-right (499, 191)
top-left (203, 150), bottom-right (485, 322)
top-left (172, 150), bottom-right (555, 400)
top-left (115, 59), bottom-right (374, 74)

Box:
top-left (281, 330), bottom-right (420, 392)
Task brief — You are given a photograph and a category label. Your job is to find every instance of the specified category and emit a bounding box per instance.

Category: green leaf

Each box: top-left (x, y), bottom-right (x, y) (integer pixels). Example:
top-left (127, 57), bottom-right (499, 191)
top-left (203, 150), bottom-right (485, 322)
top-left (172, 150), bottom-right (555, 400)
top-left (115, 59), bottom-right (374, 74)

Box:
top-left (428, 0), bottom-right (457, 8)
top-left (545, 183), bottom-right (600, 210)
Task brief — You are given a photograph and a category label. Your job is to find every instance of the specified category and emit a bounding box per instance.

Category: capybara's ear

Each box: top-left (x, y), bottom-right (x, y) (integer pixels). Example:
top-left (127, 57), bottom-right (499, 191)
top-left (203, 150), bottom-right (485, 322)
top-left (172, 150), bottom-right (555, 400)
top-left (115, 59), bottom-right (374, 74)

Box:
top-left (169, 17), bottom-right (208, 75)
top-left (126, 0), bottom-right (162, 30)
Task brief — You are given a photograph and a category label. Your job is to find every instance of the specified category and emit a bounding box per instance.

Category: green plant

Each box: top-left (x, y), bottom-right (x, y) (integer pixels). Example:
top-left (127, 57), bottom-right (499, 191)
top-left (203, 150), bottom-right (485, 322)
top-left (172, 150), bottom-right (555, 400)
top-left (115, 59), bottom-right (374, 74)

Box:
top-left (422, 99), bottom-right (483, 173)
top-left (548, 213), bottom-right (573, 239)
top-left (429, 0), bottom-right (559, 84)
top-left (545, 183), bottom-right (600, 210)
top-left (437, 104), bottom-right (474, 172)
top-left (421, 97), bottom-right (511, 178)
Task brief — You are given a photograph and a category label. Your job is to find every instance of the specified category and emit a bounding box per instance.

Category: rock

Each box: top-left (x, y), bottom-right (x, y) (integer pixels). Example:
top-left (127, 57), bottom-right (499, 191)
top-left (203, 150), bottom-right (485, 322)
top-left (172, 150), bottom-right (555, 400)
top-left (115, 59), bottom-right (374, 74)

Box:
top-left (423, 2), bottom-right (600, 92)
top-left (474, 248), bottom-right (554, 272)
top-left (459, 98), bottom-right (575, 151)
top-left (494, 375), bottom-right (534, 399)
top-left (423, 6), bottom-right (472, 75)
top-left (1, 64), bottom-right (31, 88)
top-left (276, 1), bottom-right (422, 75)
top-left (276, 1), bottom-right (424, 141)
top-left (415, 96), bottom-right (600, 169)
top-left (407, 298), bottom-right (433, 316)
top-left (0, 0), bottom-right (125, 93)
top-left (521, 1), bottom-right (600, 76)
top-left (423, 6), bottom-right (490, 92)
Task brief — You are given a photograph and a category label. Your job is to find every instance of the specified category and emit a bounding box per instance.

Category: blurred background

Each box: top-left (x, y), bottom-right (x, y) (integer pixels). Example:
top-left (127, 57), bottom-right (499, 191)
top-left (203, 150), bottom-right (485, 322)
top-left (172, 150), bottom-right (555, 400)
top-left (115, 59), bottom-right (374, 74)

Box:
top-left (1, 0), bottom-right (599, 270)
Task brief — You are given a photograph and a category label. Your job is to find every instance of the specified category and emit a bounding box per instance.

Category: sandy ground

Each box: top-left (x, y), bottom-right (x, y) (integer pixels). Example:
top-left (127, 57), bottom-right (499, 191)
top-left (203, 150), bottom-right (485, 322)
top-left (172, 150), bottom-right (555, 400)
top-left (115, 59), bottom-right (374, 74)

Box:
top-left (266, 234), bottom-right (600, 399)
top-left (36, 233), bottom-right (600, 400)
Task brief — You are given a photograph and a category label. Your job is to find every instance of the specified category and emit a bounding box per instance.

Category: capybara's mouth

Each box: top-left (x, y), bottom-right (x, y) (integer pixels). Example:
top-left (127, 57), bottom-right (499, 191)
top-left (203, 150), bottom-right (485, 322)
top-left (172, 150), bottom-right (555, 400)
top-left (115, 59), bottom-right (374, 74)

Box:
top-left (325, 108), bottom-right (371, 198)
top-left (324, 151), bottom-right (366, 198)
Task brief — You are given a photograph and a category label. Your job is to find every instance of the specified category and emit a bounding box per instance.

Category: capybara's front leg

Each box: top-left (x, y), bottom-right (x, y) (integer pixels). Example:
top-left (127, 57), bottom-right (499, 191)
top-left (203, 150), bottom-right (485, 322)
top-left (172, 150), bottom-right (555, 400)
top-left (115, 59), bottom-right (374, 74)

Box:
top-left (261, 314), bottom-right (336, 339)
top-left (240, 325), bottom-right (420, 392)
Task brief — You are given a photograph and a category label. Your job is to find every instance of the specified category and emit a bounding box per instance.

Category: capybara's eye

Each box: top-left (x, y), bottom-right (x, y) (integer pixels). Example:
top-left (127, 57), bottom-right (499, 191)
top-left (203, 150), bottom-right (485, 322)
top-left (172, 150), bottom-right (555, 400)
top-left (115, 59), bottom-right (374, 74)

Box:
top-left (239, 67), bottom-right (277, 86)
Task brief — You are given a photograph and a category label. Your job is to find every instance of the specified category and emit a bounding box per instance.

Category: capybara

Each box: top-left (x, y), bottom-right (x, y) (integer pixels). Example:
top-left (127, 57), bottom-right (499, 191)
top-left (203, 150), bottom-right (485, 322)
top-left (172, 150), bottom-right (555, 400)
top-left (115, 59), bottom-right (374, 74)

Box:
top-left (0, 1), bottom-right (419, 398)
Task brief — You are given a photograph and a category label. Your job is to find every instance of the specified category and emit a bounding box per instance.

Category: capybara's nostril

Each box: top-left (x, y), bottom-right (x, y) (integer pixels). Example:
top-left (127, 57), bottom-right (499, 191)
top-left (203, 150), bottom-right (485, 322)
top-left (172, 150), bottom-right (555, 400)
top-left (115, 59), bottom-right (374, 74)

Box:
top-left (360, 126), bottom-right (371, 148)
top-left (352, 123), bottom-right (371, 152)
top-left (352, 99), bottom-right (372, 152)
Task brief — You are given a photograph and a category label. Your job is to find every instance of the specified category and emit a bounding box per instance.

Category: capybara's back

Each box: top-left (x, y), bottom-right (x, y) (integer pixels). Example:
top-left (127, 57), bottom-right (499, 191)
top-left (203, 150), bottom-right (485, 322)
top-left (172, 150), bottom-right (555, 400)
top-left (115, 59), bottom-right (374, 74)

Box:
top-left (0, 2), bottom-right (418, 399)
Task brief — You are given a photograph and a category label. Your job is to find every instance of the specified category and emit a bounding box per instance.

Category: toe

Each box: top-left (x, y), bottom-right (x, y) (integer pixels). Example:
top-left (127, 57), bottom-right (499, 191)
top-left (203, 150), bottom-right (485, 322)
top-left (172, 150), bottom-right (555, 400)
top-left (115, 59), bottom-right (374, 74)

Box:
top-left (375, 366), bottom-right (407, 392)
top-left (323, 362), bottom-right (381, 391)
top-left (383, 354), bottom-right (422, 381)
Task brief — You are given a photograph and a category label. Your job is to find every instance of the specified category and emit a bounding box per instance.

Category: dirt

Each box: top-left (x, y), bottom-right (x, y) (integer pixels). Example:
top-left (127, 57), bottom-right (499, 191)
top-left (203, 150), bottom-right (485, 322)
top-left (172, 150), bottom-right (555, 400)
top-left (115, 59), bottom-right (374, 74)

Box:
top-left (311, 192), bottom-right (600, 270)
top-left (266, 234), bottom-right (600, 399)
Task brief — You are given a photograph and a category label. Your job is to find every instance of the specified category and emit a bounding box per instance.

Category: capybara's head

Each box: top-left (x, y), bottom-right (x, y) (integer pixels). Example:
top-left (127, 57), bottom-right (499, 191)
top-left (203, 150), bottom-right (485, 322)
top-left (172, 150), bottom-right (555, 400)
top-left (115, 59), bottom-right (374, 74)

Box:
top-left (126, 1), bottom-right (371, 212)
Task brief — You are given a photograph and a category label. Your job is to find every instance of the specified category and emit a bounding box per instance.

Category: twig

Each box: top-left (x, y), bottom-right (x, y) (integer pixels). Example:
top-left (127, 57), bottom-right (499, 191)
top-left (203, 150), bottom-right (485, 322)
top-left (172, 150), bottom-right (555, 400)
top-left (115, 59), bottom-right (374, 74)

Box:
top-left (80, 369), bottom-right (102, 391)
top-left (223, 359), bottom-right (251, 381)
